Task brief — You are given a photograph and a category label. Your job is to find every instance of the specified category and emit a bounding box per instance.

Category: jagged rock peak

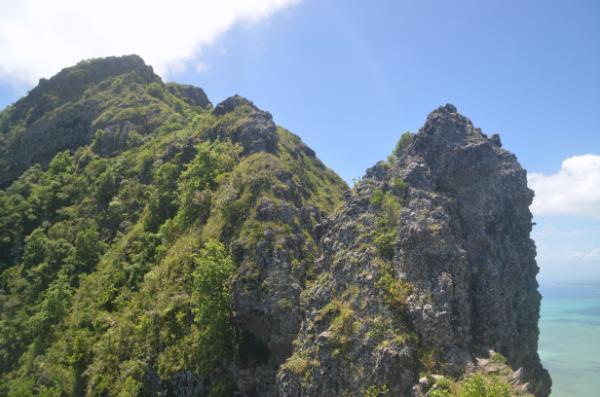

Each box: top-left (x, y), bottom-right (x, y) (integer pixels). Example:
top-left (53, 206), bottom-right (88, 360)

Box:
top-left (0, 55), bottom-right (213, 186)
top-left (210, 95), bottom-right (278, 155)
top-left (7, 55), bottom-right (159, 127)
top-left (279, 104), bottom-right (550, 397)
top-left (35, 54), bottom-right (158, 92)
top-left (416, 104), bottom-right (481, 149)
top-left (390, 104), bottom-right (513, 191)
top-left (63, 54), bottom-right (155, 77)
top-left (213, 94), bottom-right (268, 117)
top-left (436, 103), bottom-right (458, 114)
top-left (166, 83), bottom-right (211, 109)
top-left (413, 104), bottom-right (502, 152)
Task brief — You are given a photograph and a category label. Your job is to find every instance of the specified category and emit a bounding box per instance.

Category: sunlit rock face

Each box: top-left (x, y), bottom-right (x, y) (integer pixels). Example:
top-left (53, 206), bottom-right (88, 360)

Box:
top-left (0, 54), bottom-right (550, 397)
top-left (278, 104), bottom-right (550, 397)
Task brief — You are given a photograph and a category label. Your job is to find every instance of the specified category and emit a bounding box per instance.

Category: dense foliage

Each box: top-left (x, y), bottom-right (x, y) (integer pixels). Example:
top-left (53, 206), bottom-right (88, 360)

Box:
top-left (0, 56), bottom-right (537, 397)
top-left (0, 56), bottom-right (347, 396)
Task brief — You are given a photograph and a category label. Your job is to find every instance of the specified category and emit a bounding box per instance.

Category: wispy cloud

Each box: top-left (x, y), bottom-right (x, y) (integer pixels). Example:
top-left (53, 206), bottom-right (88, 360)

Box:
top-left (538, 247), bottom-right (600, 263)
top-left (0, 0), bottom-right (301, 85)
top-left (528, 154), bottom-right (600, 218)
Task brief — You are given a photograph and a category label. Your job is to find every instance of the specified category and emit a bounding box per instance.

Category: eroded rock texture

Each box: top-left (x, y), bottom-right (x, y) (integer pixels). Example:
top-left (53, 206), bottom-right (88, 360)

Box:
top-left (0, 53), bottom-right (550, 396)
top-left (277, 104), bottom-right (551, 396)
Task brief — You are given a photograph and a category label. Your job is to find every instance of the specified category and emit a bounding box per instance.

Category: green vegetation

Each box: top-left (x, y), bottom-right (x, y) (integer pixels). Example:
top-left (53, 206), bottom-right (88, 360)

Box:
top-left (0, 56), bottom-right (347, 396)
top-left (430, 390), bottom-right (454, 397)
top-left (435, 377), bottom-right (454, 391)
top-left (458, 374), bottom-right (510, 397)
top-left (0, 55), bottom-right (206, 186)
top-left (419, 347), bottom-right (439, 374)
top-left (428, 373), bottom-right (516, 397)
top-left (489, 352), bottom-right (508, 364)
top-left (316, 297), bottom-right (359, 350)
top-left (392, 177), bottom-right (408, 194)
top-left (281, 352), bottom-right (320, 377)
top-left (376, 263), bottom-right (412, 309)
top-left (0, 55), bottom-right (529, 397)
top-left (392, 132), bottom-right (413, 157)
top-left (364, 384), bottom-right (389, 397)
top-left (371, 189), bottom-right (401, 260)
top-left (370, 188), bottom-right (385, 206)
top-left (374, 229), bottom-right (397, 260)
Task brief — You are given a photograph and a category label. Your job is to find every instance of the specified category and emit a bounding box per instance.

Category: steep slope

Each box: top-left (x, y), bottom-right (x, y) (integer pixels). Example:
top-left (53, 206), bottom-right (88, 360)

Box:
top-left (0, 55), bottom-right (210, 186)
top-left (0, 56), bottom-right (347, 396)
top-left (0, 56), bottom-right (549, 397)
top-left (278, 105), bottom-right (550, 396)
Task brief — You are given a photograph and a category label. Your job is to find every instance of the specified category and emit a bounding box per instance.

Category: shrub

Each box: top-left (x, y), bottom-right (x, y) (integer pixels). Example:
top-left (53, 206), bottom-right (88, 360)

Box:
top-left (317, 298), bottom-right (358, 347)
top-left (393, 177), bottom-right (408, 193)
top-left (153, 240), bottom-right (236, 382)
top-left (435, 377), bottom-right (454, 391)
top-left (489, 352), bottom-right (507, 364)
top-left (458, 374), bottom-right (510, 397)
top-left (282, 353), bottom-right (319, 376)
top-left (420, 348), bottom-right (438, 373)
top-left (370, 188), bottom-right (384, 206)
top-left (146, 82), bottom-right (164, 99)
top-left (329, 300), bottom-right (358, 346)
top-left (95, 167), bottom-right (118, 206)
top-left (485, 380), bottom-right (510, 397)
top-left (191, 240), bottom-right (234, 329)
top-left (48, 151), bottom-right (74, 175)
top-left (374, 229), bottom-right (397, 260)
top-left (381, 193), bottom-right (401, 225)
top-left (392, 132), bottom-right (413, 156)
top-left (364, 384), bottom-right (389, 397)
top-left (430, 390), bottom-right (453, 397)
top-left (377, 269), bottom-right (411, 308)
top-left (125, 130), bottom-right (144, 149)
top-left (175, 140), bottom-right (241, 228)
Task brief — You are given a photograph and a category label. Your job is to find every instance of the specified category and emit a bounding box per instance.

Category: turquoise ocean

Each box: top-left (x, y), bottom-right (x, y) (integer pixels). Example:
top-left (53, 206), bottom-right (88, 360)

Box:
top-left (538, 282), bottom-right (600, 396)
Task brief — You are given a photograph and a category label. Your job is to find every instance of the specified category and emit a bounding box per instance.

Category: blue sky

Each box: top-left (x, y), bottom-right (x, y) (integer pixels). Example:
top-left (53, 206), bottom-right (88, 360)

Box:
top-left (0, 0), bottom-right (598, 283)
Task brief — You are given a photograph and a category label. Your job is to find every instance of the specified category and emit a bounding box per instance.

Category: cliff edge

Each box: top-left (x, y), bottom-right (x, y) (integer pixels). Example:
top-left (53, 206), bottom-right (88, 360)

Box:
top-left (0, 57), bottom-right (550, 396)
top-left (279, 104), bottom-right (551, 396)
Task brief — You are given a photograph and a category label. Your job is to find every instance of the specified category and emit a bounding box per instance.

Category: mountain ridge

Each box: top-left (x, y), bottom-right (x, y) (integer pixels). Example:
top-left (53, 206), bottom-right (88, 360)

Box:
top-left (0, 55), bottom-right (550, 397)
top-left (0, 55), bottom-right (210, 186)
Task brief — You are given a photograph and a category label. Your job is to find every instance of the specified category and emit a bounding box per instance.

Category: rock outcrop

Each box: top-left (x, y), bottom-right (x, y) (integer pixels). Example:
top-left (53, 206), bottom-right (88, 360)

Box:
top-left (0, 55), bottom-right (210, 186)
top-left (0, 55), bottom-right (550, 397)
top-left (278, 104), bottom-right (551, 396)
top-left (210, 95), bottom-right (279, 155)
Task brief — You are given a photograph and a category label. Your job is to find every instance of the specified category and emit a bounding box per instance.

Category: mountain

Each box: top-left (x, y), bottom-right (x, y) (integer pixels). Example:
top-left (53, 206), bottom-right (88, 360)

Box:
top-left (0, 56), bottom-right (550, 396)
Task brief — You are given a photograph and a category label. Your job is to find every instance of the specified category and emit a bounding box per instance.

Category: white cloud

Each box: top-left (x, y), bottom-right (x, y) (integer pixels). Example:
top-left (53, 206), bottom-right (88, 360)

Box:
top-left (528, 154), bottom-right (600, 218)
top-left (0, 0), bottom-right (301, 85)
top-left (538, 247), bottom-right (600, 263)
top-left (195, 61), bottom-right (210, 74)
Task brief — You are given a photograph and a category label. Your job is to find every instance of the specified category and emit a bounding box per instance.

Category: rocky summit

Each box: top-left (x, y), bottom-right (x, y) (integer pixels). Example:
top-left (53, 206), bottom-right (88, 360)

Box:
top-left (0, 56), bottom-right (550, 396)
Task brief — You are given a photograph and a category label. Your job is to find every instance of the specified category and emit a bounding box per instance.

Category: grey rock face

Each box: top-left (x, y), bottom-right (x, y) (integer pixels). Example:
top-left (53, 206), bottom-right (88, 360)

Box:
top-left (204, 99), bottom-right (340, 395)
top-left (159, 101), bottom-right (549, 397)
top-left (0, 55), bottom-right (190, 185)
top-left (231, 196), bottom-right (325, 396)
top-left (211, 95), bottom-right (279, 155)
top-left (400, 105), bottom-right (549, 395)
top-left (212, 95), bottom-right (255, 116)
top-left (166, 83), bottom-right (211, 108)
top-left (276, 104), bottom-right (550, 396)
